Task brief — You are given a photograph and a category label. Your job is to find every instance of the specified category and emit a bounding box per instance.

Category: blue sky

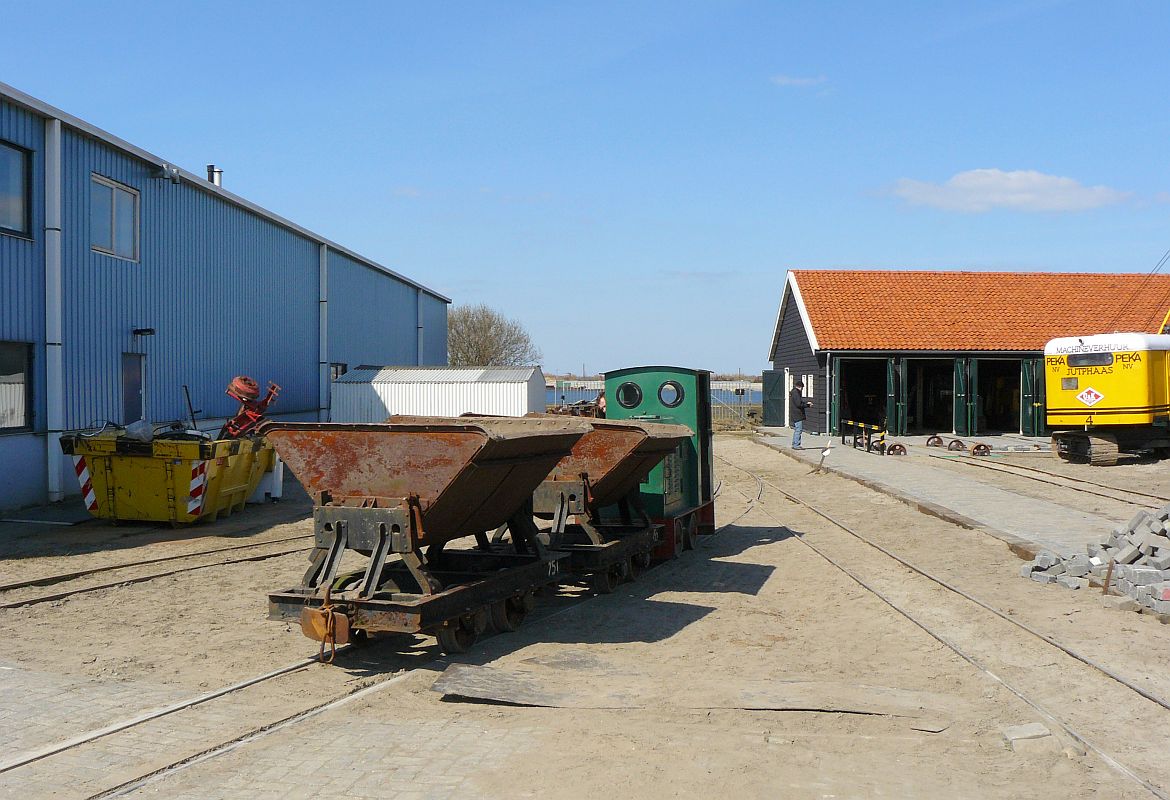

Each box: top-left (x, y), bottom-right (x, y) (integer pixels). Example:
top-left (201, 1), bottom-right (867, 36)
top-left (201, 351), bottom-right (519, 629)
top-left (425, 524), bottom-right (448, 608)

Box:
top-left (4, 1), bottom-right (1168, 374)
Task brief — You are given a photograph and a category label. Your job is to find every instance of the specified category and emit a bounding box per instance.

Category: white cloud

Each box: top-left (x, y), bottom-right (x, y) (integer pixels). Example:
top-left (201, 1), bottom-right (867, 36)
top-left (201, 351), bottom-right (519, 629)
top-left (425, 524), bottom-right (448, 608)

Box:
top-left (770, 74), bottom-right (827, 88)
top-left (892, 168), bottom-right (1129, 213)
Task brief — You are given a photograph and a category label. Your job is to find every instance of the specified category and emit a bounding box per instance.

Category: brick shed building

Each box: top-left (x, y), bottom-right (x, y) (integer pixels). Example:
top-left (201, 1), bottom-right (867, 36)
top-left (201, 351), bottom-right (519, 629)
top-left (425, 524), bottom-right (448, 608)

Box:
top-left (764, 270), bottom-right (1170, 436)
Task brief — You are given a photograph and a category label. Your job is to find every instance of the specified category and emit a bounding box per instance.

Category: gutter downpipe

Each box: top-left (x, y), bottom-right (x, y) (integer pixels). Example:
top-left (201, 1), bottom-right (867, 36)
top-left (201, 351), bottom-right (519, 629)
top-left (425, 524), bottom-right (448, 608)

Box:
top-left (45, 119), bottom-right (64, 501)
top-left (318, 244), bottom-right (329, 422)
top-left (416, 289), bottom-right (424, 365)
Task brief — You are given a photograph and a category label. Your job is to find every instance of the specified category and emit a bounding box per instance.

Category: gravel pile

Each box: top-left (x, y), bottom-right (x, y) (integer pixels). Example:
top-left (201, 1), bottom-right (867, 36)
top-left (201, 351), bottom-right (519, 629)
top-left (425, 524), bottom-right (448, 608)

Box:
top-left (1020, 507), bottom-right (1170, 613)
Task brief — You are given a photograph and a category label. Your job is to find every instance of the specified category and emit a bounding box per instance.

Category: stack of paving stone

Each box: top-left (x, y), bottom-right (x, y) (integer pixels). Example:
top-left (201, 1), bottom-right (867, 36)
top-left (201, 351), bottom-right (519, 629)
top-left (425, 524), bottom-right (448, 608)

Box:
top-left (1020, 506), bottom-right (1170, 613)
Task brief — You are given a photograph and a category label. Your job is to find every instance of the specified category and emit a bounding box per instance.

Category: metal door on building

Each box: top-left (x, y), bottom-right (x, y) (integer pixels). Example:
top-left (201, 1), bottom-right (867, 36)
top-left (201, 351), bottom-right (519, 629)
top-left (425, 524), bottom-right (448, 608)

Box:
top-left (122, 353), bottom-right (145, 424)
top-left (1020, 357), bottom-right (1046, 436)
top-left (762, 370), bottom-right (785, 427)
top-left (953, 358), bottom-right (968, 435)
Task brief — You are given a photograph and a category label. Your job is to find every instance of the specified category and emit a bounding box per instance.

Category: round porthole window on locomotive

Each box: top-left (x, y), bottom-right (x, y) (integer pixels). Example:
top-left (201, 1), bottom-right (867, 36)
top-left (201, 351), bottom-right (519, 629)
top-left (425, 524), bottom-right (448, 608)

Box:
top-left (658, 380), bottom-right (684, 408)
top-left (617, 381), bottom-right (643, 409)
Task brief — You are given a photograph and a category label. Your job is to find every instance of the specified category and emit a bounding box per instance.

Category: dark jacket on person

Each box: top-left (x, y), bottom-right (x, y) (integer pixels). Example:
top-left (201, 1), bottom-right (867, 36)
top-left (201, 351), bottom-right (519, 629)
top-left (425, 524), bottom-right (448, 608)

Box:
top-left (790, 387), bottom-right (811, 423)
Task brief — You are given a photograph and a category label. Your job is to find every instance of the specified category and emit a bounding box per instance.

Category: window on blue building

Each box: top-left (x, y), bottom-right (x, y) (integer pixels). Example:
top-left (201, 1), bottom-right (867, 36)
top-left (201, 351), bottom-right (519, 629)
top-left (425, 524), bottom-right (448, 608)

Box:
top-left (0, 342), bottom-right (32, 430)
top-left (90, 175), bottom-right (139, 260)
top-left (0, 141), bottom-right (31, 237)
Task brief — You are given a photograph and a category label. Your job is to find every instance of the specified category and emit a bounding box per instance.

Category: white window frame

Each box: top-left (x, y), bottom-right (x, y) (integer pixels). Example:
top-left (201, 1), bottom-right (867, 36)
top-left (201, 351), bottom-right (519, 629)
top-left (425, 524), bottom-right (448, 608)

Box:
top-left (90, 174), bottom-right (140, 262)
top-left (804, 374), bottom-right (814, 399)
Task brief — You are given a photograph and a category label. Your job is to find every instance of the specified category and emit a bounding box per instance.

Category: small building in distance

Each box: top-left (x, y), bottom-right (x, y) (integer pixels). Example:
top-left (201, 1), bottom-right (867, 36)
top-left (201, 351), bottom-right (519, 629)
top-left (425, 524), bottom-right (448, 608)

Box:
top-left (764, 269), bottom-right (1170, 436)
top-left (331, 367), bottom-right (547, 421)
top-left (0, 82), bottom-right (448, 510)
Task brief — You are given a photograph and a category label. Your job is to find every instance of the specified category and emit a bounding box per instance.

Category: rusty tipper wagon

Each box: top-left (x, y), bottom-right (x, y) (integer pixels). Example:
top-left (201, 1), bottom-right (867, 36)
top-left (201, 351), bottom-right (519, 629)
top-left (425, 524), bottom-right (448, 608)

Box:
top-left (262, 416), bottom-right (589, 653)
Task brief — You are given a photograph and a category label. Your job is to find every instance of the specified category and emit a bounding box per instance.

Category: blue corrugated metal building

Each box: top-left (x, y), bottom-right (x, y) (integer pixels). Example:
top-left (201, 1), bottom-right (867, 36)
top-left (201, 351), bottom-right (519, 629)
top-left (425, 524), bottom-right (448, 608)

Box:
top-left (0, 83), bottom-right (449, 511)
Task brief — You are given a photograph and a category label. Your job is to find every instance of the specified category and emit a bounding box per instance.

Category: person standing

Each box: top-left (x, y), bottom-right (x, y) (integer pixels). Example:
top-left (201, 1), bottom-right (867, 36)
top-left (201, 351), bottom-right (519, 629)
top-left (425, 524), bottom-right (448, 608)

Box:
top-left (790, 380), bottom-right (813, 449)
top-left (596, 390), bottom-right (607, 418)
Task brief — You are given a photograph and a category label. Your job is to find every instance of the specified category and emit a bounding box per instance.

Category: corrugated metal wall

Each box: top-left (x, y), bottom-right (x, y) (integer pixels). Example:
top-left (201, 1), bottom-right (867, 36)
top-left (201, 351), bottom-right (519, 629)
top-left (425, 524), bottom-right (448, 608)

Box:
top-left (419, 292), bottom-right (448, 365)
top-left (59, 129), bottom-right (321, 427)
top-left (332, 379), bottom-right (540, 421)
top-left (0, 92), bottom-right (449, 510)
top-left (0, 99), bottom-right (45, 422)
top-left (0, 100), bottom-right (47, 507)
top-left (328, 249), bottom-right (421, 368)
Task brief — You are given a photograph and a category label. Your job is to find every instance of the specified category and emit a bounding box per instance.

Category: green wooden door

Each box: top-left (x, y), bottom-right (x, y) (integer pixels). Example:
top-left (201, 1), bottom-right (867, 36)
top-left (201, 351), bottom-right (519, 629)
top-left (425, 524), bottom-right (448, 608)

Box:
top-left (885, 358), bottom-right (896, 431)
top-left (967, 359), bottom-right (981, 434)
top-left (897, 358), bottom-right (909, 435)
top-left (1021, 360), bottom-right (1037, 436)
top-left (953, 358), bottom-right (968, 435)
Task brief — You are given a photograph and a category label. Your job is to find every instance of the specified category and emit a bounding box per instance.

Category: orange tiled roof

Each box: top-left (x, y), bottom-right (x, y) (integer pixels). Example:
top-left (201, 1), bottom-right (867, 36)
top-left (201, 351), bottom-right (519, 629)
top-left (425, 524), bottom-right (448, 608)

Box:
top-left (790, 270), bottom-right (1170, 351)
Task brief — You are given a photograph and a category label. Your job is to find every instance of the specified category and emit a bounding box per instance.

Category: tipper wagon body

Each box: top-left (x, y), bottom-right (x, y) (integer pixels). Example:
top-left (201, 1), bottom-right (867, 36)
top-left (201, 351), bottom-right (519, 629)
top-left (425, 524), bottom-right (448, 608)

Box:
top-left (263, 416), bottom-right (590, 653)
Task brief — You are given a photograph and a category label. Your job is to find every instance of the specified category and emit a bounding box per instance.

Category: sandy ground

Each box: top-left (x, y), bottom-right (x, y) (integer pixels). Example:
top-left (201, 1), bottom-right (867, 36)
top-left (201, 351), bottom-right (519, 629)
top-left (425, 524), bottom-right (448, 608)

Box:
top-left (4, 434), bottom-right (1170, 798)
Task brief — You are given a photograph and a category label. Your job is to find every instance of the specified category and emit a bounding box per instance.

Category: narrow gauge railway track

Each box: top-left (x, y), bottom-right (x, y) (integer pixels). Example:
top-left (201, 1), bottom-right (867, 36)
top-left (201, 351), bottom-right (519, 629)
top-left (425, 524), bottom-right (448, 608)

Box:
top-left (1, 490), bottom-right (760, 800)
top-left (716, 454), bottom-right (1170, 799)
top-left (0, 540), bottom-right (313, 610)
top-left (925, 452), bottom-right (1170, 510)
top-left (0, 532), bottom-right (314, 594)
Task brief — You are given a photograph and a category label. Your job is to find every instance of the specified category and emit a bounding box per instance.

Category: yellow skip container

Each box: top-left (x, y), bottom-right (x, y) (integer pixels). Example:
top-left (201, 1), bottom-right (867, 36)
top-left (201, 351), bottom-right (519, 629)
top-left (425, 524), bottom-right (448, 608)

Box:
top-left (58, 433), bottom-right (274, 524)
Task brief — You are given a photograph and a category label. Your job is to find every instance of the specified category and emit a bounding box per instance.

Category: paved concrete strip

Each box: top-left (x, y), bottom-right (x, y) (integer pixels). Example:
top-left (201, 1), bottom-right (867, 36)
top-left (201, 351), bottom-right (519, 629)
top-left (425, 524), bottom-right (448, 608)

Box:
top-left (755, 435), bottom-right (1118, 558)
top-left (0, 656), bottom-right (320, 774)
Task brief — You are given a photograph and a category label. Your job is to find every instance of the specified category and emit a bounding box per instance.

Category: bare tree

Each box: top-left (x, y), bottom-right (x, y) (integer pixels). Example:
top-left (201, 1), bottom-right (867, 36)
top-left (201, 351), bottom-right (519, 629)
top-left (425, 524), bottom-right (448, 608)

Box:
top-left (447, 304), bottom-right (542, 367)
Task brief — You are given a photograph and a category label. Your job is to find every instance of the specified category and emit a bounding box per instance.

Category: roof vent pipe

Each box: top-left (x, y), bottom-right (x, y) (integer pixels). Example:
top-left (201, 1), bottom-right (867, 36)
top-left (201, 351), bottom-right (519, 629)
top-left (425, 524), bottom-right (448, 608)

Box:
top-left (206, 164), bottom-right (223, 186)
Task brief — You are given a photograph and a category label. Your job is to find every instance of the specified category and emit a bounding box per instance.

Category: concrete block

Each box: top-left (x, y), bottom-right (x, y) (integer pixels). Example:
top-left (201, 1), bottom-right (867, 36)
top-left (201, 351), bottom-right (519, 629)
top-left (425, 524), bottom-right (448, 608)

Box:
top-left (1155, 507), bottom-right (1170, 522)
top-left (1057, 576), bottom-right (1089, 590)
top-left (1137, 585), bottom-right (1154, 600)
top-left (1153, 599), bottom-right (1170, 615)
top-left (1128, 511), bottom-right (1151, 531)
top-left (1116, 545), bottom-right (1142, 565)
top-left (1019, 564), bottom-right (1036, 578)
top-left (1152, 584), bottom-right (1170, 602)
top-left (1087, 543), bottom-right (1103, 558)
top-left (1030, 571), bottom-right (1056, 584)
top-left (1044, 563), bottom-right (1066, 577)
top-left (1033, 551), bottom-right (1059, 569)
top-left (1131, 567), bottom-right (1164, 586)
top-left (1065, 563), bottom-right (1091, 578)
top-left (1089, 556), bottom-right (1104, 567)
top-left (1103, 595), bottom-right (1140, 612)
top-left (1150, 553), bottom-right (1170, 571)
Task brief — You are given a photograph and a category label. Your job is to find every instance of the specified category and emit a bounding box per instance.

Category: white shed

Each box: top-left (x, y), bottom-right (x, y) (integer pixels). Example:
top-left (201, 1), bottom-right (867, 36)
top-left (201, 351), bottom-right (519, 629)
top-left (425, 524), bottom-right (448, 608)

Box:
top-left (331, 367), bottom-right (547, 422)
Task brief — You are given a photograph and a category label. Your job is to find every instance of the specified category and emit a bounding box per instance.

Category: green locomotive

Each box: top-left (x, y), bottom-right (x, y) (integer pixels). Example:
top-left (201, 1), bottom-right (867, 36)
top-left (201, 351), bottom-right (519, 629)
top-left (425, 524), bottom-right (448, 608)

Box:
top-left (604, 366), bottom-right (716, 557)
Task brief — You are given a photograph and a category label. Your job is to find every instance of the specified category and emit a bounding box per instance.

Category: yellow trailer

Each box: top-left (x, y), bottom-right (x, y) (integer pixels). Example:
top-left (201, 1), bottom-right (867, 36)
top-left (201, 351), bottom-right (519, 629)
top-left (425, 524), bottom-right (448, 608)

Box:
top-left (58, 433), bottom-right (274, 524)
top-left (1044, 333), bottom-right (1170, 464)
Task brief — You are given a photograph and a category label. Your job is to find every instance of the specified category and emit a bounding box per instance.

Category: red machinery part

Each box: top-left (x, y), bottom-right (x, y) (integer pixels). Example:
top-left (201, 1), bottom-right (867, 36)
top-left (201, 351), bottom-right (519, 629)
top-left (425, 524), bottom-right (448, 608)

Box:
top-left (221, 377), bottom-right (281, 439)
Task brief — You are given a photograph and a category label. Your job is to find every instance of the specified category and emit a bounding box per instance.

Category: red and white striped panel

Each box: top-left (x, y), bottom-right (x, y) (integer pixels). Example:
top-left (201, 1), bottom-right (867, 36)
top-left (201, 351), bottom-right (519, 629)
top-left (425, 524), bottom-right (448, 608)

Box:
top-left (72, 455), bottom-right (99, 513)
top-left (188, 461), bottom-right (208, 516)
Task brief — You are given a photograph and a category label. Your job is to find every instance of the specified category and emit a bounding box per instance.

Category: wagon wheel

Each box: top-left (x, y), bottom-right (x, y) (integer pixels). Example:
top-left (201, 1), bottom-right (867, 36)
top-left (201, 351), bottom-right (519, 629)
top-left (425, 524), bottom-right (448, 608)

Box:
top-left (633, 551), bottom-right (653, 571)
top-left (948, 439), bottom-right (966, 451)
top-left (926, 435), bottom-right (944, 447)
top-left (682, 515), bottom-right (699, 551)
top-left (436, 617), bottom-right (478, 654)
top-left (886, 443), bottom-right (907, 456)
top-left (970, 443), bottom-right (991, 457)
top-left (590, 564), bottom-right (623, 594)
top-left (626, 556), bottom-right (641, 580)
top-left (489, 595), bottom-right (528, 632)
